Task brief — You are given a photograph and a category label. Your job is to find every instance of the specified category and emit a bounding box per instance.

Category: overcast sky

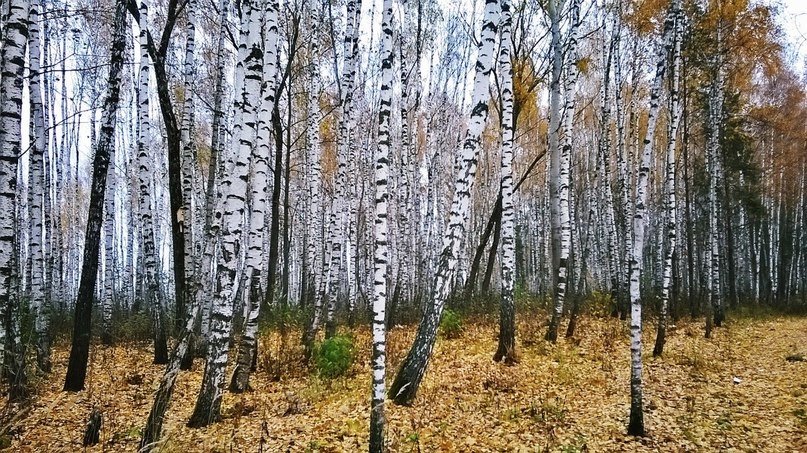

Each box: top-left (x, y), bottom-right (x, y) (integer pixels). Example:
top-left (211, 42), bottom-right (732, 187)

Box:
top-left (781, 0), bottom-right (807, 72)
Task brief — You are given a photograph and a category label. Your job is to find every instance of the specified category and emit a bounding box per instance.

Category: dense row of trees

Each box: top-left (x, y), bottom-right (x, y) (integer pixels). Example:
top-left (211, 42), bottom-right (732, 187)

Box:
top-left (1, 0), bottom-right (805, 449)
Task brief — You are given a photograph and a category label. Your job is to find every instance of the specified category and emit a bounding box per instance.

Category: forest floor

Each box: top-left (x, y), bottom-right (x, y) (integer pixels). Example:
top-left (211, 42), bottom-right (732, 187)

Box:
top-left (2, 313), bottom-right (806, 452)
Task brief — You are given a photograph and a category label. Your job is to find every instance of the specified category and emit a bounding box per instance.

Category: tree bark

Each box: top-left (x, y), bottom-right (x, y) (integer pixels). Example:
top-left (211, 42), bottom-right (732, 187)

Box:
top-left (389, 0), bottom-right (500, 406)
top-left (64, 0), bottom-right (127, 391)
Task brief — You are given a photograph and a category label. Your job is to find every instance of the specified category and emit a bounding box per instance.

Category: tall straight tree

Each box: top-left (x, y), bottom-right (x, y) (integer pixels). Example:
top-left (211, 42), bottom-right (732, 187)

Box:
top-left (63, 0), bottom-right (128, 392)
top-left (388, 0), bottom-right (500, 406)
top-left (135, 0), bottom-right (168, 365)
top-left (179, 0), bottom-right (198, 337)
top-left (545, 0), bottom-right (563, 323)
top-left (305, 0), bottom-right (363, 351)
top-left (28, 0), bottom-right (53, 371)
top-left (0, 0), bottom-right (29, 400)
top-left (370, 0), bottom-right (394, 447)
top-left (192, 0), bottom-right (230, 362)
top-left (626, 0), bottom-right (679, 436)
top-left (187, 0), bottom-right (263, 427)
top-left (323, 0), bottom-right (363, 340)
top-left (706, 14), bottom-right (725, 334)
top-left (546, 0), bottom-right (582, 343)
top-left (230, 0), bottom-right (281, 393)
top-left (494, 0), bottom-right (517, 364)
top-left (654, 6), bottom-right (683, 357)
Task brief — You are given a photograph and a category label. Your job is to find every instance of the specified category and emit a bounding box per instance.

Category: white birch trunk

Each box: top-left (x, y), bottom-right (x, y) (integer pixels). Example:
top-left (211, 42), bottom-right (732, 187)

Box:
top-left (230, 0), bottom-right (280, 393)
top-left (188, 0), bottom-right (263, 427)
top-left (494, 0), bottom-right (517, 363)
top-left (627, 1), bottom-right (678, 436)
top-left (654, 6), bottom-right (683, 357)
top-left (0, 0), bottom-right (29, 384)
top-left (546, 0), bottom-right (581, 343)
top-left (388, 0), bottom-right (500, 405)
top-left (370, 0), bottom-right (394, 447)
top-left (136, 0), bottom-right (168, 365)
top-left (28, 0), bottom-right (53, 371)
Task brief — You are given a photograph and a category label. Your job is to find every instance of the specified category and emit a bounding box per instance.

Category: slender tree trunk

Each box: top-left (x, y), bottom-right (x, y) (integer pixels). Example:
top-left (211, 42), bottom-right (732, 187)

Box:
top-left (190, 0), bottom-right (230, 363)
top-left (388, 0), bottom-right (499, 406)
top-left (136, 0), bottom-right (168, 365)
top-left (63, 0), bottom-right (127, 391)
top-left (627, 1), bottom-right (678, 436)
top-left (547, 0), bottom-right (581, 343)
top-left (0, 0), bottom-right (30, 399)
top-left (707, 19), bottom-right (725, 332)
top-left (494, 0), bottom-right (517, 365)
top-left (370, 0), bottom-right (394, 448)
top-left (230, 0), bottom-right (280, 393)
top-left (654, 7), bottom-right (683, 357)
top-left (179, 0), bottom-right (198, 339)
top-left (187, 0), bottom-right (262, 427)
top-left (29, 0), bottom-right (54, 370)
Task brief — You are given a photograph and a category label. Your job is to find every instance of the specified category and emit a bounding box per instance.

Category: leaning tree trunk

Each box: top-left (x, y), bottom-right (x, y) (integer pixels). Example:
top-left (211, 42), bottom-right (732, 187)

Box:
top-left (230, 0), bottom-right (280, 393)
top-left (494, 0), bottom-right (517, 364)
top-left (546, 0), bottom-right (581, 343)
top-left (63, 0), bottom-right (127, 392)
top-left (627, 0), bottom-right (678, 436)
top-left (388, 0), bottom-right (500, 406)
top-left (135, 0), bottom-right (168, 365)
top-left (654, 8), bottom-right (683, 357)
top-left (187, 0), bottom-right (262, 427)
top-left (369, 0), bottom-right (393, 447)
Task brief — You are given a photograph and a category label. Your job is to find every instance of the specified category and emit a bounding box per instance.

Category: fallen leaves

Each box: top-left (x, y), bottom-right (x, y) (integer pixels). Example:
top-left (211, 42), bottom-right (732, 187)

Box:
top-left (1, 315), bottom-right (805, 452)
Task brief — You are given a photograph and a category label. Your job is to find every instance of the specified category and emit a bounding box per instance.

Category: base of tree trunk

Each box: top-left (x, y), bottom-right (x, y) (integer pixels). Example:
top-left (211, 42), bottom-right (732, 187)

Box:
top-left (653, 327), bottom-right (666, 357)
top-left (493, 342), bottom-right (519, 365)
top-left (229, 365), bottom-right (251, 393)
top-left (83, 408), bottom-right (102, 446)
top-left (545, 317), bottom-right (560, 343)
top-left (627, 410), bottom-right (644, 437)
top-left (179, 335), bottom-right (195, 370)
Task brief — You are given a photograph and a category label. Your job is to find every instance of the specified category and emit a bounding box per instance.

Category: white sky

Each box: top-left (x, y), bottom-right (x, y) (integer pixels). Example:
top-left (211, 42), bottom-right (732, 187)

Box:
top-left (781, 0), bottom-right (807, 73)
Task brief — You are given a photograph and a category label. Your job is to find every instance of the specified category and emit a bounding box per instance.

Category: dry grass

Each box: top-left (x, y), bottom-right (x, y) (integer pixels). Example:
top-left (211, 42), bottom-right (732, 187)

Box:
top-left (2, 314), bottom-right (806, 452)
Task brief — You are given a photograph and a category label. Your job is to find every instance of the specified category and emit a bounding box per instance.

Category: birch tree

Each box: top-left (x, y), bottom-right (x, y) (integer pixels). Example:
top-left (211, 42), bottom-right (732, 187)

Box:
top-left (187, 0), bottom-right (263, 427)
top-left (494, 0), bottom-right (517, 364)
top-left (370, 0), bottom-right (394, 447)
top-left (135, 0), bottom-right (168, 365)
top-left (654, 7), bottom-right (683, 357)
top-left (230, 0), bottom-right (281, 393)
top-left (388, 0), bottom-right (500, 406)
top-left (28, 0), bottom-right (53, 371)
top-left (63, 0), bottom-right (128, 392)
top-left (546, 0), bottom-right (582, 343)
top-left (627, 0), bottom-right (679, 436)
top-left (0, 0), bottom-right (29, 400)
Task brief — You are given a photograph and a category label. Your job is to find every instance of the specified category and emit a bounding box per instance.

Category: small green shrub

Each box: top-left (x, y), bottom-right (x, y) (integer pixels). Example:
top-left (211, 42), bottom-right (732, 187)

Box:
top-left (586, 290), bottom-right (613, 317)
top-left (439, 309), bottom-right (463, 339)
top-left (314, 334), bottom-right (354, 378)
top-left (114, 311), bottom-right (153, 342)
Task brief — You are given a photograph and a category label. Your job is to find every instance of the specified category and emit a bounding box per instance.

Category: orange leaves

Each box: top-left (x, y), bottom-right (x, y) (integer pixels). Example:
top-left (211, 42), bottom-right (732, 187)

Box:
top-left (7, 316), bottom-right (807, 451)
top-left (621, 0), bottom-right (671, 37)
